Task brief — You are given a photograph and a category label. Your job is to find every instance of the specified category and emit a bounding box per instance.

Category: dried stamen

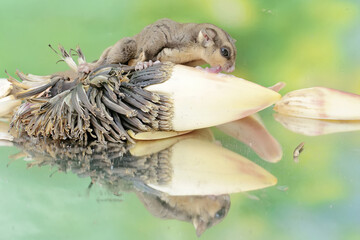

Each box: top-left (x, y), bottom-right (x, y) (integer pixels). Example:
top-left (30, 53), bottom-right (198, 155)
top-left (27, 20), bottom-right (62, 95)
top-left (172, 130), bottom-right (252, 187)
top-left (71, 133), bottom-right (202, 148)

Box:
top-left (10, 47), bottom-right (175, 143)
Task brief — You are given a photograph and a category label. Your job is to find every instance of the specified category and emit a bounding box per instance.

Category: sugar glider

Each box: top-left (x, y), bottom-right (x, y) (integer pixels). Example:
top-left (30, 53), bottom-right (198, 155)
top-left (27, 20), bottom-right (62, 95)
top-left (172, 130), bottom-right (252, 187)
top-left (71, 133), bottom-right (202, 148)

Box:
top-left (82, 18), bottom-right (237, 73)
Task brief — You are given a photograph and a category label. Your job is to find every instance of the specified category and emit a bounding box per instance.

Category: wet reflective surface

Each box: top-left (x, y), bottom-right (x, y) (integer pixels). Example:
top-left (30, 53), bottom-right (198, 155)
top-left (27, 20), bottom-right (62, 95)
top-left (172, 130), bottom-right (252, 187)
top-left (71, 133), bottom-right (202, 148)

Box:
top-left (1, 109), bottom-right (360, 239)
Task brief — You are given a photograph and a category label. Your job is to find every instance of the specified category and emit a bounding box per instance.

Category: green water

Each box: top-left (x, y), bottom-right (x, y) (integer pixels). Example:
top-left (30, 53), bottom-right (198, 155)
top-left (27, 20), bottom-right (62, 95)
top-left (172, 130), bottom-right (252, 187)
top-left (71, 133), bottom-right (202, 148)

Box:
top-left (1, 0), bottom-right (360, 239)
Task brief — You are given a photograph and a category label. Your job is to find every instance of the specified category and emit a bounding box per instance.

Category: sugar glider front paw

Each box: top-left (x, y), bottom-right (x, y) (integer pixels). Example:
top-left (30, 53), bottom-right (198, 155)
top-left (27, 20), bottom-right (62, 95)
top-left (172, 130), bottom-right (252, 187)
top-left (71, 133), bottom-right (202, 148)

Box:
top-left (135, 60), bottom-right (161, 71)
top-left (195, 66), bottom-right (223, 74)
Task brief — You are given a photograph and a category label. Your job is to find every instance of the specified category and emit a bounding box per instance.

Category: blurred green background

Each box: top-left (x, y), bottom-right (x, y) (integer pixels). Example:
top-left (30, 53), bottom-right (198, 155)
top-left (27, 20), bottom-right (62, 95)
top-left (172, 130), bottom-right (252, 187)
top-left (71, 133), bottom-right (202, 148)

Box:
top-left (1, 0), bottom-right (360, 239)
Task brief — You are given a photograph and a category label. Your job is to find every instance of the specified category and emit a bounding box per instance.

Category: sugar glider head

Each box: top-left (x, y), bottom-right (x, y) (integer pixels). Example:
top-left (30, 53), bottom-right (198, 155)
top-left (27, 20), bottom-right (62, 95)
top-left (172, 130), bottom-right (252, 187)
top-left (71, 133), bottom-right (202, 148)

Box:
top-left (197, 26), bottom-right (237, 73)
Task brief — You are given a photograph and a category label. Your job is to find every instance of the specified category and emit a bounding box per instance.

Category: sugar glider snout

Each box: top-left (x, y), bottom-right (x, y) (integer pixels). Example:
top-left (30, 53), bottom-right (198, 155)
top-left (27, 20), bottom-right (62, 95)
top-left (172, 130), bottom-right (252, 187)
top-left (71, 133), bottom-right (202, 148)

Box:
top-left (223, 63), bottom-right (235, 73)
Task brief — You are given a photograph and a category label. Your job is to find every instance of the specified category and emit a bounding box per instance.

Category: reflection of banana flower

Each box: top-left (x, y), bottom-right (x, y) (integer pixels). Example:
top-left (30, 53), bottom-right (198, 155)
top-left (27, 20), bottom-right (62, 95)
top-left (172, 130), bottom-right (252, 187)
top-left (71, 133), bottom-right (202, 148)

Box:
top-left (9, 129), bottom-right (277, 237)
top-left (274, 113), bottom-right (360, 136)
top-left (217, 114), bottom-right (282, 163)
top-left (130, 129), bottom-right (277, 196)
top-left (0, 119), bottom-right (13, 145)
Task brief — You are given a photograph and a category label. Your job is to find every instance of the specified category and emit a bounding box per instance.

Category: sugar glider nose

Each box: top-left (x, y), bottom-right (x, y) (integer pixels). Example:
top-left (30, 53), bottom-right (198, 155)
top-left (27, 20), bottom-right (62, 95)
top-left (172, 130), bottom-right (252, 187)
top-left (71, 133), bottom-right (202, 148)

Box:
top-left (225, 64), bottom-right (235, 73)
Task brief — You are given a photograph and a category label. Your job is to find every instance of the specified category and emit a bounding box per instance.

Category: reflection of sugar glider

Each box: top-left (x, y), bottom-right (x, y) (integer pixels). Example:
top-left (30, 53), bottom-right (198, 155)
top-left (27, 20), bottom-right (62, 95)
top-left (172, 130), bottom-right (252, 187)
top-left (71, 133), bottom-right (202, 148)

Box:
top-left (136, 191), bottom-right (230, 237)
top-left (87, 18), bottom-right (237, 73)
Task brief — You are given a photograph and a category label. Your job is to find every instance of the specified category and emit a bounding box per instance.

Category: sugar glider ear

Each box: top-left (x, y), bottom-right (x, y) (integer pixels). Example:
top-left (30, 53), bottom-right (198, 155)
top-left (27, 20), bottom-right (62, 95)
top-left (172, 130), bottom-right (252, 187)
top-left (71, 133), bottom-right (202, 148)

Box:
top-left (193, 217), bottom-right (207, 237)
top-left (198, 28), bottom-right (216, 48)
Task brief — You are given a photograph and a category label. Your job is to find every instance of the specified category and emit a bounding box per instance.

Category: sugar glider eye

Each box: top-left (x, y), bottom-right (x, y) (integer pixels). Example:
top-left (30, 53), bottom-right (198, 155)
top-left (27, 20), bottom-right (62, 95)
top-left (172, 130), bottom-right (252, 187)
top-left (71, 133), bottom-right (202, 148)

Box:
top-left (220, 47), bottom-right (230, 58)
top-left (214, 207), bottom-right (226, 219)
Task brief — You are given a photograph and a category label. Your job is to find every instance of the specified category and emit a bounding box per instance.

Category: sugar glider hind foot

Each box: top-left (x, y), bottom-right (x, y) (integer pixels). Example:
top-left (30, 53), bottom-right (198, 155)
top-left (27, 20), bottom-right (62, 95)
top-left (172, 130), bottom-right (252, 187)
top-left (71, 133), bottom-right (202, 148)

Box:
top-left (78, 63), bottom-right (93, 74)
